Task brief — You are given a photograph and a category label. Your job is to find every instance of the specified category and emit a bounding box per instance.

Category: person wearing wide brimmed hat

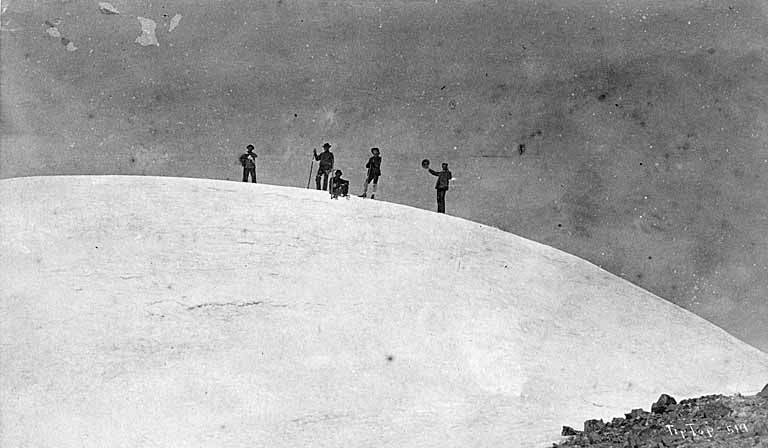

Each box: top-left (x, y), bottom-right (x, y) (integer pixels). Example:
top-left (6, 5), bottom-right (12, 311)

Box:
top-left (359, 147), bottom-right (381, 199)
top-left (238, 144), bottom-right (258, 183)
top-left (313, 143), bottom-right (334, 191)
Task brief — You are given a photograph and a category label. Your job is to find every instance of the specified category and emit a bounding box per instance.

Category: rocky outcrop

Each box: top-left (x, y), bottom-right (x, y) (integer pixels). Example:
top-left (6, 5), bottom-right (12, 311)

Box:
top-left (554, 388), bottom-right (768, 447)
top-left (651, 394), bottom-right (677, 414)
top-left (758, 384), bottom-right (768, 399)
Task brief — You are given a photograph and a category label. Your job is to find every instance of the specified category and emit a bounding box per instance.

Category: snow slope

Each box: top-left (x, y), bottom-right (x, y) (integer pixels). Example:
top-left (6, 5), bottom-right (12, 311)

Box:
top-left (1, 175), bottom-right (766, 448)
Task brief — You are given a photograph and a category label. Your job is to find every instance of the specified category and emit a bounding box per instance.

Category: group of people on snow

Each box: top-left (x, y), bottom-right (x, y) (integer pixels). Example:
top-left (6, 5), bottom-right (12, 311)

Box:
top-left (310, 143), bottom-right (381, 200)
top-left (239, 142), bottom-right (453, 213)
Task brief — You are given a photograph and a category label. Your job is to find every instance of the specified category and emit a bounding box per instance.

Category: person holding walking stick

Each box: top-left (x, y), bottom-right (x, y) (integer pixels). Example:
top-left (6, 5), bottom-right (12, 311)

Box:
top-left (313, 143), bottom-right (334, 191)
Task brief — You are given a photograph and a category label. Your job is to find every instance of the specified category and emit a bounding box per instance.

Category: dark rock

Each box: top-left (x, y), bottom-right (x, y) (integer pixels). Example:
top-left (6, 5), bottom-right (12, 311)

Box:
top-left (625, 408), bottom-right (648, 420)
top-left (697, 401), bottom-right (730, 419)
top-left (757, 383), bottom-right (768, 399)
top-left (561, 426), bottom-right (581, 436)
top-left (586, 431), bottom-right (602, 443)
top-left (651, 394), bottom-right (677, 414)
top-left (583, 418), bottom-right (604, 432)
top-left (551, 392), bottom-right (768, 447)
top-left (625, 432), bottom-right (640, 448)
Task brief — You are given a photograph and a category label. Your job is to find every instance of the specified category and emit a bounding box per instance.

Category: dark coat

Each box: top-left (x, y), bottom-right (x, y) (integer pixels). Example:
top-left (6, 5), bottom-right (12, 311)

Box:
top-left (366, 155), bottom-right (382, 176)
top-left (239, 152), bottom-right (257, 169)
top-left (429, 168), bottom-right (452, 190)
top-left (331, 176), bottom-right (349, 188)
top-left (314, 150), bottom-right (334, 169)
top-left (331, 175), bottom-right (349, 195)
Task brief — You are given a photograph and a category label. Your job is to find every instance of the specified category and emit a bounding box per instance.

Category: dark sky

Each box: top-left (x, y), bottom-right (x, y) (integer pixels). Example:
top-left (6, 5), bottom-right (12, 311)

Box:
top-left (2, 0), bottom-right (767, 351)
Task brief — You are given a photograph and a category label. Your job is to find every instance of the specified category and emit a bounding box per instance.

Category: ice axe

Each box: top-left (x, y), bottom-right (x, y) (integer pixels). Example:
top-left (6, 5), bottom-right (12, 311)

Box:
top-left (306, 150), bottom-right (315, 189)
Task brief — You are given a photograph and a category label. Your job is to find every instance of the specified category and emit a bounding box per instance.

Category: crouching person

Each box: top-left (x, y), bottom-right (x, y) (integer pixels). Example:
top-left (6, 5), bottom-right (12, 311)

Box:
top-left (330, 170), bottom-right (350, 199)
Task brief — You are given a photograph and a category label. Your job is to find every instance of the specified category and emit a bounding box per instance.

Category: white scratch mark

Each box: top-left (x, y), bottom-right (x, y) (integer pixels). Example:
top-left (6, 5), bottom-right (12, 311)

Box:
top-left (98, 2), bottom-right (120, 15)
top-left (135, 17), bottom-right (159, 47)
top-left (169, 13), bottom-right (182, 32)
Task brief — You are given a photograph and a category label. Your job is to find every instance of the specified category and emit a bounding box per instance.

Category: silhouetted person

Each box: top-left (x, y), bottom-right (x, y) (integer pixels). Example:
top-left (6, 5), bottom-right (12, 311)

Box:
top-left (426, 162), bottom-right (452, 213)
top-left (330, 169), bottom-right (349, 199)
top-left (313, 143), bottom-right (334, 191)
top-left (360, 147), bottom-right (381, 199)
top-left (239, 144), bottom-right (257, 183)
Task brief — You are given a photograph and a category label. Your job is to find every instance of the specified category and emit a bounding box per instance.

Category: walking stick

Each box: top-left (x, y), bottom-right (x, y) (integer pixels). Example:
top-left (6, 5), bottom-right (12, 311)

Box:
top-left (306, 154), bottom-right (315, 189)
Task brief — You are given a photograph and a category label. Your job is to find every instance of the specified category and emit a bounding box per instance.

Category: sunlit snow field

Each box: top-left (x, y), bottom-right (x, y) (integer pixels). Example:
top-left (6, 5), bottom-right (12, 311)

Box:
top-left (1, 176), bottom-right (766, 447)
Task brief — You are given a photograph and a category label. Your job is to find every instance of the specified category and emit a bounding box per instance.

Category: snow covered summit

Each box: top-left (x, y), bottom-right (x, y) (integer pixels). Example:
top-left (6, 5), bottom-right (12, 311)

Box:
top-left (1, 175), bottom-right (766, 448)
